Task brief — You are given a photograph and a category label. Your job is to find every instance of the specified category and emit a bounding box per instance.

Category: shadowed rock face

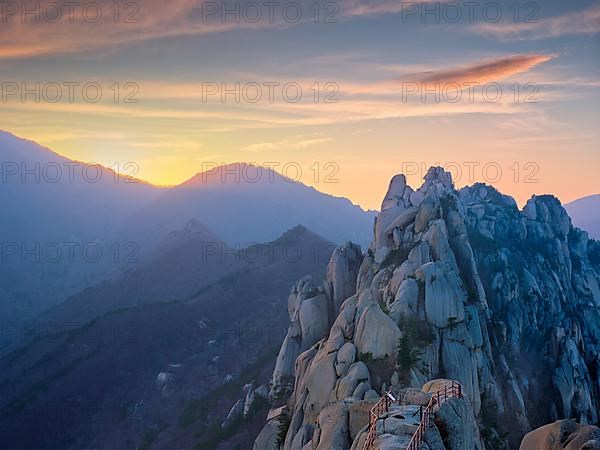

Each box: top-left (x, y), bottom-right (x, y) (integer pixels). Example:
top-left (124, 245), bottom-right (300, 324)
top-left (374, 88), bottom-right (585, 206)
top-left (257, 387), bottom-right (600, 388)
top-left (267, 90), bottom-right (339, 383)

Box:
top-left (520, 420), bottom-right (600, 450)
top-left (460, 187), bottom-right (600, 439)
top-left (255, 167), bottom-right (600, 450)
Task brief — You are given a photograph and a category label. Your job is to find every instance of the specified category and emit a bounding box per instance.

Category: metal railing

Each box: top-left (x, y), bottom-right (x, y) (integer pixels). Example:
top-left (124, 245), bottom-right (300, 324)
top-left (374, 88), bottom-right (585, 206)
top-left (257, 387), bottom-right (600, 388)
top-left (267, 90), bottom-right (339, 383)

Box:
top-left (361, 391), bottom-right (396, 450)
top-left (361, 381), bottom-right (462, 450)
top-left (405, 381), bottom-right (462, 450)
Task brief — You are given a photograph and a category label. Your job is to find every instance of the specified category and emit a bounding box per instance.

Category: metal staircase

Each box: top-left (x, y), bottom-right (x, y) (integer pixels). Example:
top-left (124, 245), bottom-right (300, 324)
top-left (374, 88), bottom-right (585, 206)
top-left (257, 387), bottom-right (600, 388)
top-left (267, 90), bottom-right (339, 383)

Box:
top-left (361, 380), bottom-right (463, 450)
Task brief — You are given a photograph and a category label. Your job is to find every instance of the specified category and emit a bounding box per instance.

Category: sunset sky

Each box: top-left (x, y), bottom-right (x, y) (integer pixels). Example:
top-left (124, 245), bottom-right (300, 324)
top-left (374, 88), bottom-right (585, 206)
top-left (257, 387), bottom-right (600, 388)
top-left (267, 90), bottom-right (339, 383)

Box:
top-left (0, 0), bottom-right (598, 210)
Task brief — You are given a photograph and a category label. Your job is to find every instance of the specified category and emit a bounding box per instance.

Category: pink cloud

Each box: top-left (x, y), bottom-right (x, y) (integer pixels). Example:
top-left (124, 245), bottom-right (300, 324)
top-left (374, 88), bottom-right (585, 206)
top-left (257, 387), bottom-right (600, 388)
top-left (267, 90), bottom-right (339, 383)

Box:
top-left (415, 54), bottom-right (554, 85)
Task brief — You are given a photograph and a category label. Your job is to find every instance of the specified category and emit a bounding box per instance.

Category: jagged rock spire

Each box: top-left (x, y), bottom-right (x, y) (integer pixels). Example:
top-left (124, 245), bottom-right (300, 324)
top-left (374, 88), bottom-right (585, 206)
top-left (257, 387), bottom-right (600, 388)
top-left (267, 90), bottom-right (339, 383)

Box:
top-left (256, 167), bottom-right (600, 450)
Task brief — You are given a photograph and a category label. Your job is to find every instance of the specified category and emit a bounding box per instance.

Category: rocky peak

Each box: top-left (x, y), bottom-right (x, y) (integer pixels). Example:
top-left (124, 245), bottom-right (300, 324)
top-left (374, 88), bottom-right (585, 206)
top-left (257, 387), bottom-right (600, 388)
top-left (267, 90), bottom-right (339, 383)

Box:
top-left (524, 194), bottom-right (572, 239)
top-left (255, 167), bottom-right (600, 450)
top-left (420, 166), bottom-right (454, 196)
top-left (380, 167), bottom-right (454, 213)
top-left (380, 174), bottom-right (408, 211)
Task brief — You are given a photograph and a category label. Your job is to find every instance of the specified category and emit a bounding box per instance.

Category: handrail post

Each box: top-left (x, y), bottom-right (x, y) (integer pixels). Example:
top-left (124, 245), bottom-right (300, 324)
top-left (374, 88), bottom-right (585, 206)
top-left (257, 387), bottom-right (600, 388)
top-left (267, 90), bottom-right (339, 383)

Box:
top-left (393, 384), bottom-right (466, 450)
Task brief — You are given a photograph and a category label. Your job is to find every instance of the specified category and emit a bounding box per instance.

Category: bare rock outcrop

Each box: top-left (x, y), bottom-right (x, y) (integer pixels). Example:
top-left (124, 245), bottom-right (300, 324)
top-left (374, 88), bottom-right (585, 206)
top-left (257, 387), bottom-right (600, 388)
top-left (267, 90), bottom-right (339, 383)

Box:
top-left (520, 420), bottom-right (600, 450)
top-left (327, 243), bottom-right (363, 317)
top-left (256, 167), bottom-right (600, 450)
top-left (270, 276), bottom-right (330, 399)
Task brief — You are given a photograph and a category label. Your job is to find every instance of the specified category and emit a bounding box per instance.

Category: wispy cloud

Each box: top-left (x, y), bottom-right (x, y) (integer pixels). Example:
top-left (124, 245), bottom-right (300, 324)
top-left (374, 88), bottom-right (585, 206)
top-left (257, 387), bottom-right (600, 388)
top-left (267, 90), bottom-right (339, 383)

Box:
top-left (0, 0), bottom-right (457, 61)
top-left (339, 54), bottom-right (554, 95)
top-left (241, 136), bottom-right (332, 152)
top-left (413, 54), bottom-right (554, 85)
top-left (471, 4), bottom-right (600, 40)
top-left (0, 0), bottom-right (272, 60)
top-left (341, 0), bottom-right (447, 17)
top-left (0, 53), bottom-right (558, 131)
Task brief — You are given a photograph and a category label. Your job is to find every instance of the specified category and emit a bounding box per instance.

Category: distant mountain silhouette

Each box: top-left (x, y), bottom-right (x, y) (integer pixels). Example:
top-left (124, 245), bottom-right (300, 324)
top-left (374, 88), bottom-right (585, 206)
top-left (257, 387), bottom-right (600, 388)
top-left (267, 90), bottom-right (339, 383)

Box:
top-left (0, 131), bottom-right (374, 321)
top-left (35, 218), bottom-right (230, 327)
top-left (37, 220), bottom-right (335, 327)
top-left (117, 162), bottom-right (374, 255)
top-left (565, 194), bottom-right (600, 239)
top-left (0, 225), bottom-right (335, 450)
top-left (0, 130), bottom-right (160, 241)
top-left (0, 131), bottom-right (161, 321)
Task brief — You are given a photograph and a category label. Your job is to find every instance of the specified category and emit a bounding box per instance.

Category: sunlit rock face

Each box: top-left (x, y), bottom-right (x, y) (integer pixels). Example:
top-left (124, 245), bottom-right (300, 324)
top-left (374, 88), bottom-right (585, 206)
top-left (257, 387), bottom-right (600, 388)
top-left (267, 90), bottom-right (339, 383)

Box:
top-left (520, 420), bottom-right (600, 450)
top-left (256, 167), bottom-right (600, 450)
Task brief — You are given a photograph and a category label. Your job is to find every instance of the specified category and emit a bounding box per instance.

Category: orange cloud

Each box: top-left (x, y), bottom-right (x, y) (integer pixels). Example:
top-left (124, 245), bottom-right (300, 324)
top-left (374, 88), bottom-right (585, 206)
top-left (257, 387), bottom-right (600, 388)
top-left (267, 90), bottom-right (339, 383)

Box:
top-left (335, 53), bottom-right (553, 97)
top-left (0, 52), bottom-right (554, 131)
top-left (0, 0), bottom-right (268, 60)
top-left (415, 54), bottom-right (554, 85)
top-left (0, 0), bottom-right (458, 61)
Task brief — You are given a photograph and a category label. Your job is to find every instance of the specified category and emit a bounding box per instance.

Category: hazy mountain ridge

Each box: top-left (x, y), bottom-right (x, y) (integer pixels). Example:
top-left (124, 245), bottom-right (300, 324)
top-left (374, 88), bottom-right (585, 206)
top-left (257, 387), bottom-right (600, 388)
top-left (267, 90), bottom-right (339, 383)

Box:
top-left (253, 168), bottom-right (600, 450)
top-left (121, 162), bottom-right (375, 253)
top-left (0, 131), bottom-right (162, 322)
top-left (566, 194), bottom-right (600, 240)
top-left (0, 131), bottom-right (374, 322)
top-left (0, 225), bottom-right (335, 449)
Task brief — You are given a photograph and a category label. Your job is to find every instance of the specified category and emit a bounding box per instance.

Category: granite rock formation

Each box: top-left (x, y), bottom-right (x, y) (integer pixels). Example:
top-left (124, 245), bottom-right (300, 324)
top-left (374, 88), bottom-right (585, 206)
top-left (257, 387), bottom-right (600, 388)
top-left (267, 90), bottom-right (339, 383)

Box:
top-left (255, 167), bottom-right (600, 449)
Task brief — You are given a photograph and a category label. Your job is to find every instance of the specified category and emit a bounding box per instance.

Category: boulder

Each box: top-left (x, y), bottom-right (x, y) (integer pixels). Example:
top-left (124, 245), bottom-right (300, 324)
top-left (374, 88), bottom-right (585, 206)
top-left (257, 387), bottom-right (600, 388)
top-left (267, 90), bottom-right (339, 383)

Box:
top-left (270, 330), bottom-right (301, 397)
top-left (327, 243), bottom-right (363, 316)
top-left (519, 420), bottom-right (600, 450)
top-left (399, 388), bottom-right (431, 406)
top-left (364, 389), bottom-right (380, 401)
top-left (348, 400), bottom-right (376, 440)
top-left (293, 346), bottom-right (318, 401)
top-left (389, 278), bottom-right (420, 323)
top-left (353, 381), bottom-right (370, 400)
top-left (256, 384), bottom-right (270, 400)
top-left (422, 219), bottom-right (454, 263)
top-left (314, 402), bottom-right (350, 450)
top-left (381, 174), bottom-right (407, 210)
top-left (422, 379), bottom-right (460, 395)
top-left (384, 206), bottom-right (419, 235)
top-left (304, 351), bottom-right (338, 421)
top-left (299, 294), bottom-right (329, 350)
top-left (331, 295), bottom-right (358, 340)
top-left (354, 303), bottom-right (401, 359)
top-left (324, 328), bottom-right (346, 353)
top-left (415, 197), bottom-right (440, 233)
top-left (335, 342), bottom-right (357, 377)
top-left (336, 361), bottom-right (370, 400)
top-left (391, 242), bottom-right (431, 287)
